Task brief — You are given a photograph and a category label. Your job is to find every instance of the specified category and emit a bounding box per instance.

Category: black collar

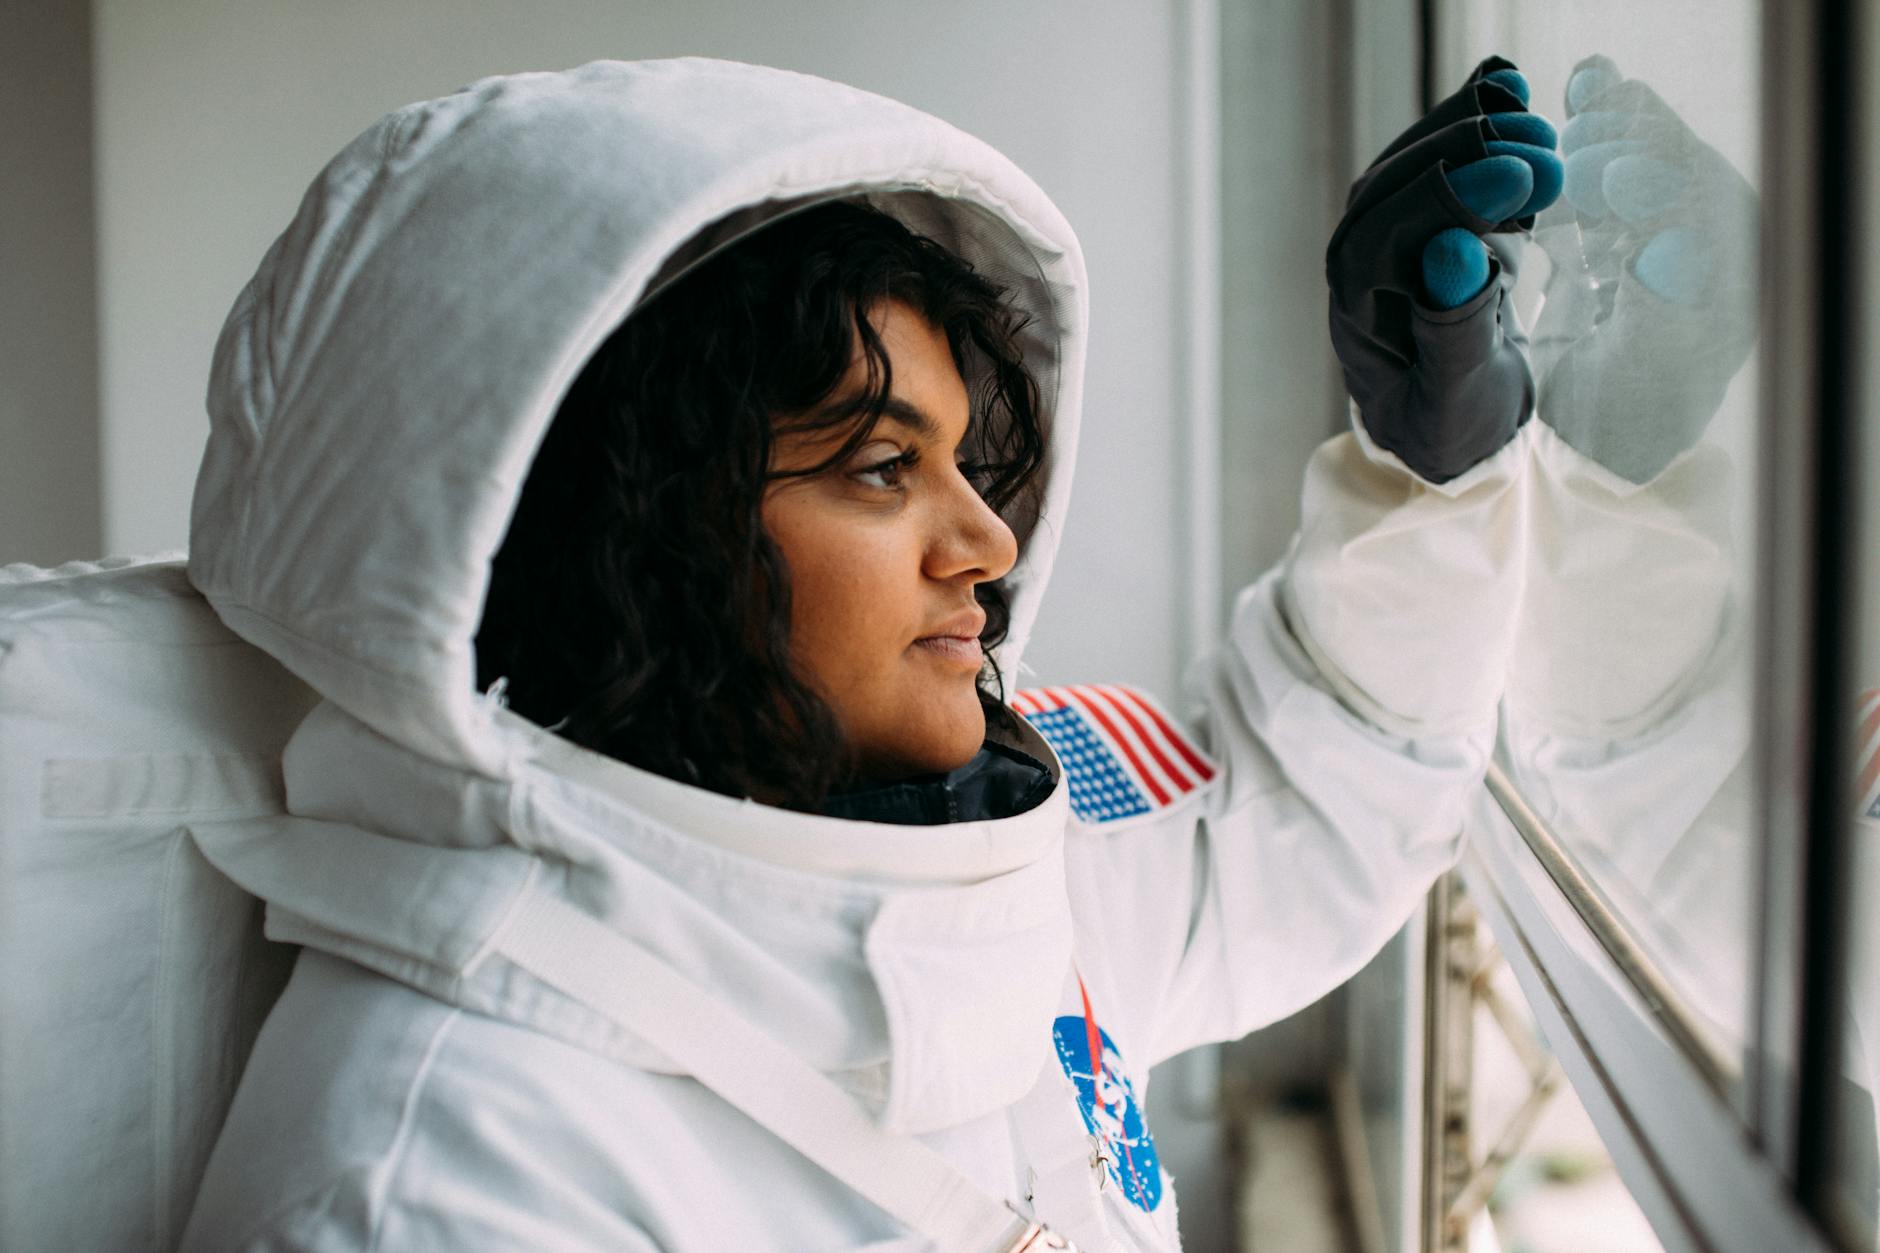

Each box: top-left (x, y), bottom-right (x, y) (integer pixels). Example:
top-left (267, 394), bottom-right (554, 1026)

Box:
top-left (816, 740), bottom-right (1055, 826)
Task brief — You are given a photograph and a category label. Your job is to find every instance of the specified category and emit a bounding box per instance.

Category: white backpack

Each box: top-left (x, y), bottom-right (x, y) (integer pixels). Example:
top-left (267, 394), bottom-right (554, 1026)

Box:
top-left (0, 555), bottom-right (315, 1251)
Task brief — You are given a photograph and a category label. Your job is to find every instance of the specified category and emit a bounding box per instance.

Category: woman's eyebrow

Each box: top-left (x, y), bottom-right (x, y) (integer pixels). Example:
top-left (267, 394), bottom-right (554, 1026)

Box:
top-left (810, 394), bottom-right (961, 442)
top-left (875, 396), bottom-right (941, 439)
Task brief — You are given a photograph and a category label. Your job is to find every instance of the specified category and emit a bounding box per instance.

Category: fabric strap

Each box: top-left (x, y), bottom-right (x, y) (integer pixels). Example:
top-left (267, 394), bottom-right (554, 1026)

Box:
top-left (491, 885), bottom-right (1058, 1251)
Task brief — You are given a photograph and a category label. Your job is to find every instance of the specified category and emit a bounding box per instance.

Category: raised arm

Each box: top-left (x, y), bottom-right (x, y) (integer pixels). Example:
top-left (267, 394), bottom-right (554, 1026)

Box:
top-left (1047, 60), bottom-right (1564, 1064)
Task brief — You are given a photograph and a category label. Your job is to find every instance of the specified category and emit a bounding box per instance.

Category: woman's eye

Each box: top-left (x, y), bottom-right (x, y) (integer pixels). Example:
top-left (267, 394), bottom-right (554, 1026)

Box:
top-left (852, 450), bottom-right (916, 490)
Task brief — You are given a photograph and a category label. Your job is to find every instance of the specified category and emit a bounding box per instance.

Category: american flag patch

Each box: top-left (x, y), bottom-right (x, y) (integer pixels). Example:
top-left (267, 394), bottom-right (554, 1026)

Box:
top-left (1013, 684), bottom-right (1217, 824)
top-left (1858, 688), bottom-right (1880, 821)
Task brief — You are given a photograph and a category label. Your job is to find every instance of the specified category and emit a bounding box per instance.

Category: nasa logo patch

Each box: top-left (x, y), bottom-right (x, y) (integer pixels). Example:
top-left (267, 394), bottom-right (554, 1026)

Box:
top-left (1050, 1014), bottom-right (1163, 1212)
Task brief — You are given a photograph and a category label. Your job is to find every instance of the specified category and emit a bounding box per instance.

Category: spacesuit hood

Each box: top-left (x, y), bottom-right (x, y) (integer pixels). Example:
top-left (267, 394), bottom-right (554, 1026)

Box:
top-left (188, 57), bottom-right (1088, 777)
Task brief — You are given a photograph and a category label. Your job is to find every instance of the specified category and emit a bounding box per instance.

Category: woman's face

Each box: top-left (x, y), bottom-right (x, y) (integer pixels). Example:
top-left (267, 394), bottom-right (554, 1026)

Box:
top-left (763, 298), bottom-right (1019, 784)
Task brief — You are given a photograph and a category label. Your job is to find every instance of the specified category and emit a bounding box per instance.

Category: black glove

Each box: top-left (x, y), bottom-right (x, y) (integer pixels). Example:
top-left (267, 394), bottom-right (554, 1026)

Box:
top-left (1326, 57), bottom-right (1564, 483)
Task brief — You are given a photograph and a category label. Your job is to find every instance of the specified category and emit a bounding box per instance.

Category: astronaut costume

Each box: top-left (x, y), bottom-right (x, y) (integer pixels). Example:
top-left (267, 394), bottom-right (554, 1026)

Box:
top-left (0, 57), bottom-right (1544, 1252)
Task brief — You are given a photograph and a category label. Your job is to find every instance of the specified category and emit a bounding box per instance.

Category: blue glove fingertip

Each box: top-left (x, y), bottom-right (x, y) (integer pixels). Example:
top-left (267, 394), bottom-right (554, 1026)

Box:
top-left (1448, 155), bottom-right (1534, 224)
top-left (1423, 228), bottom-right (1493, 310)
top-left (1485, 139), bottom-right (1564, 217)
top-left (1486, 111), bottom-right (1558, 150)
top-left (1481, 67), bottom-right (1531, 106)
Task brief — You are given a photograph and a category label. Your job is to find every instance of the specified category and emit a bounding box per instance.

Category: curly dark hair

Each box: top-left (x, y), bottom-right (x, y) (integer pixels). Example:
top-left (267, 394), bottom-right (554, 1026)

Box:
top-left (473, 199), bottom-right (1047, 811)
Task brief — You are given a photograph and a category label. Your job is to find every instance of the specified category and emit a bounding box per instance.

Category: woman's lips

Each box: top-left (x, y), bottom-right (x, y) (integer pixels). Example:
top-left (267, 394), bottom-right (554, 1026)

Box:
top-left (913, 635), bottom-right (984, 666)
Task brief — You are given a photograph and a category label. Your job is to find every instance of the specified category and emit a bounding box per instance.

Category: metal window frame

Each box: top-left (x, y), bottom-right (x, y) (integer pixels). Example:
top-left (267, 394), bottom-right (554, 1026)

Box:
top-left (1460, 791), bottom-right (1838, 1253)
top-left (1767, 0), bottom-right (1864, 1243)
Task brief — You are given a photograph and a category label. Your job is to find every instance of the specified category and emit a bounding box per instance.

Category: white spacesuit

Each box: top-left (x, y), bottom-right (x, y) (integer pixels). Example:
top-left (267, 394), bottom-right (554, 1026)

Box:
top-left (1, 58), bottom-right (1529, 1253)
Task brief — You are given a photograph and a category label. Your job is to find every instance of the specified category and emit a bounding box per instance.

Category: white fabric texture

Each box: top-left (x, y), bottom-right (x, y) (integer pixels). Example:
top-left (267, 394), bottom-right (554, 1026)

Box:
top-left (1, 57), bottom-right (1519, 1253)
top-left (486, 885), bottom-right (1037, 1251)
top-left (0, 559), bottom-right (313, 1253)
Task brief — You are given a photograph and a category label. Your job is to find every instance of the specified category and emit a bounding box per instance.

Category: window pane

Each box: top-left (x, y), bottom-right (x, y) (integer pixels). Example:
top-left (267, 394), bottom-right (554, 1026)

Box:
top-left (1841, 673), bottom-right (1880, 1242)
top-left (1439, 1), bottom-right (1766, 1091)
top-left (1470, 916), bottom-right (1664, 1253)
top-left (1836, 6), bottom-right (1880, 1226)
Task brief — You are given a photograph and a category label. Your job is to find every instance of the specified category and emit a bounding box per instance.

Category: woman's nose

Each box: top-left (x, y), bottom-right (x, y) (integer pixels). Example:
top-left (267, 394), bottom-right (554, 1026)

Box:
top-left (931, 469), bottom-right (1018, 584)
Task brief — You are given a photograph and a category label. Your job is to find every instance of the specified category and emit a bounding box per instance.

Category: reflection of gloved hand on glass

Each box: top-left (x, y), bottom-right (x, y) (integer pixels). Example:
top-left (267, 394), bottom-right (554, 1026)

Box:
top-left (1511, 57), bottom-right (1752, 742)
top-left (1501, 57), bottom-right (1759, 1082)
top-left (1530, 54), bottom-right (1759, 483)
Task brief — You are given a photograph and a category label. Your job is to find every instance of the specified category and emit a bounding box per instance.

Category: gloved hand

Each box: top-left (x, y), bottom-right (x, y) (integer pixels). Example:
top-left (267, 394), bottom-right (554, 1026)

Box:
top-left (1529, 55), bottom-right (1759, 483)
top-left (1326, 56), bottom-right (1564, 484)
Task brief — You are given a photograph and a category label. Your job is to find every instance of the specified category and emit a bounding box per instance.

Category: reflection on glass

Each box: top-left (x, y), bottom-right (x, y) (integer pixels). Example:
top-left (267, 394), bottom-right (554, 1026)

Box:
top-left (1456, 3), bottom-right (1880, 1237)
top-left (1466, 1), bottom-right (1765, 1091)
top-left (1841, 682), bottom-right (1880, 1244)
top-left (1834, 11), bottom-right (1880, 1238)
top-left (1836, 210), bottom-right (1880, 1238)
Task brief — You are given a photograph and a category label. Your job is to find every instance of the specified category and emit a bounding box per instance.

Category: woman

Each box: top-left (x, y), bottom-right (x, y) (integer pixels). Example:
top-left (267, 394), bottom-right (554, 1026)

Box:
top-left (180, 57), bottom-right (1550, 1251)
top-left (472, 200), bottom-right (1053, 821)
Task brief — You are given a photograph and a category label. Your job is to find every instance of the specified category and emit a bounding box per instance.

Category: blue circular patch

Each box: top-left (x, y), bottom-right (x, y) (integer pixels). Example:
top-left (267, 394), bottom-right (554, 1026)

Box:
top-left (1051, 1015), bottom-right (1163, 1211)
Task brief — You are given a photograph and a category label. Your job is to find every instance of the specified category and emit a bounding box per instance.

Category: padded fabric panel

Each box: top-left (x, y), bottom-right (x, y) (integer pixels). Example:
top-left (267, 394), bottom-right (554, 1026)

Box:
top-left (0, 558), bottom-right (314, 1251)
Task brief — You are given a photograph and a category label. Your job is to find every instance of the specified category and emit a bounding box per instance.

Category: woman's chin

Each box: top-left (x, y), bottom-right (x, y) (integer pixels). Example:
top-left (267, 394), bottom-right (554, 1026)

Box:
top-left (854, 701), bottom-right (987, 781)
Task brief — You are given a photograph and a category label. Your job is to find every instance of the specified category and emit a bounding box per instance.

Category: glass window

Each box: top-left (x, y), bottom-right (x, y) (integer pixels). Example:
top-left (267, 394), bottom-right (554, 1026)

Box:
top-left (1834, 3), bottom-right (1880, 1230)
top-left (1839, 666), bottom-right (1880, 1244)
top-left (1437, 0), bottom-right (1766, 1100)
top-left (1433, 3), bottom-right (1877, 1249)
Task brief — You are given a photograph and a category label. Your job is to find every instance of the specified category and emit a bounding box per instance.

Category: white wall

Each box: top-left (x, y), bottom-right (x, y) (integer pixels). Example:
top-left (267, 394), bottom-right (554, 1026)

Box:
top-left (0, 1), bottom-right (101, 566)
top-left (1219, 0), bottom-right (1353, 597)
top-left (90, 0), bottom-right (1201, 699)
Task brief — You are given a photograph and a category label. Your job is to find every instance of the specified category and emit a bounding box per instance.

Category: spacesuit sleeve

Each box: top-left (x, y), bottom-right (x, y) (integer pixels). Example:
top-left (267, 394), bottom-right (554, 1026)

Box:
top-left (1062, 415), bottom-right (1526, 1067)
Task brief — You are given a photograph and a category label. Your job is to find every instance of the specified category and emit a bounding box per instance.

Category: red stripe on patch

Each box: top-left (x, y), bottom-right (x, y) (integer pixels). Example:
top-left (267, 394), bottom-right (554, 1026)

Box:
top-left (1082, 684), bottom-right (1191, 796)
top-left (1856, 690), bottom-right (1880, 809)
top-left (1018, 687), bottom-right (1063, 712)
top-left (1100, 685), bottom-right (1205, 790)
top-left (1116, 685), bottom-right (1216, 783)
top-left (1077, 972), bottom-right (1107, 1109)
top-left (1859, 691), bottom-right (1880, 749)
top-left (1061, 685), bottom-right (1171, 806)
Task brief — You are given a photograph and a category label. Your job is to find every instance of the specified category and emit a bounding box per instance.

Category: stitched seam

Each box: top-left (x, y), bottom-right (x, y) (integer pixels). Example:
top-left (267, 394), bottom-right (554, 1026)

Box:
top-left (364, 1007), bottom-right (464, 1252)
top-left (149, 828), bottom-right (188, 1243)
